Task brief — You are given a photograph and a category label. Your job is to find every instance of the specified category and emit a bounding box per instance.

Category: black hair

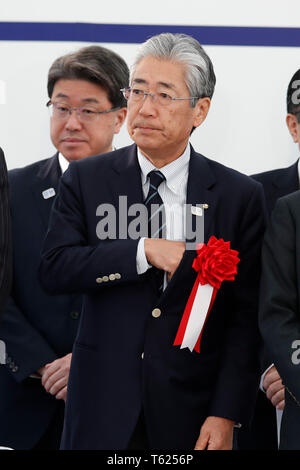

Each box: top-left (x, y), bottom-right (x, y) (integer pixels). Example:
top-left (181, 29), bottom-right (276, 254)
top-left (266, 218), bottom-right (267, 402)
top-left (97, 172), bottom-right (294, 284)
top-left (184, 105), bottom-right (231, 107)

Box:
top-left (47, 45), bottom-right (129, 108)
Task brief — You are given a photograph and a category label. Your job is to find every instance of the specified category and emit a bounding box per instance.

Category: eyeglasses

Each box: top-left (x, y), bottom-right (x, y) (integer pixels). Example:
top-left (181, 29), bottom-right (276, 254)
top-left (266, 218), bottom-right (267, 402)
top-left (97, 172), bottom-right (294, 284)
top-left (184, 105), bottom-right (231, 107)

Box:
top-left (46, 101), bottom-right (120, 123)
top-left (120, 87), bottom-right (200, 107)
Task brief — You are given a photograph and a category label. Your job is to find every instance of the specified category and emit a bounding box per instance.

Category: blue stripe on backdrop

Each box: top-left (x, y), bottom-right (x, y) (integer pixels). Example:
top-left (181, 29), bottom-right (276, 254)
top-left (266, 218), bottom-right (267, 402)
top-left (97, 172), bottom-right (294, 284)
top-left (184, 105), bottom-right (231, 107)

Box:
top-left (0, 22), bottom-right (300, 47)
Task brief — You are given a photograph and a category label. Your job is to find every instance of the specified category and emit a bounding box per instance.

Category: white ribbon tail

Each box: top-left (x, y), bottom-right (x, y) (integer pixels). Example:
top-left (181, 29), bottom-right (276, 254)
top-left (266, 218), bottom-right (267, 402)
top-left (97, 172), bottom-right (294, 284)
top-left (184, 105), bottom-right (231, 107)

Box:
top-left (180, 283), bottom-right (214, 352)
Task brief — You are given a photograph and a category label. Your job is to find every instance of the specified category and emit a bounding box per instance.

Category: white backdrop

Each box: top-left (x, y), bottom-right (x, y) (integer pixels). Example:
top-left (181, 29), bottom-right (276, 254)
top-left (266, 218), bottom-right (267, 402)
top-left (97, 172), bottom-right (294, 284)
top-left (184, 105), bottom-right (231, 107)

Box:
top-left (1, 0), bottom-right (300, 175)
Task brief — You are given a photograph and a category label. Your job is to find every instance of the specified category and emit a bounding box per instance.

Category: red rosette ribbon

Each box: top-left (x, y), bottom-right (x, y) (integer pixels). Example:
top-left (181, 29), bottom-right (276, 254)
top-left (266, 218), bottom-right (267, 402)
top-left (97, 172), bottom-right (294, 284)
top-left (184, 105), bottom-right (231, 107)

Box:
top-left (173, 236), bottom-right (240, 352)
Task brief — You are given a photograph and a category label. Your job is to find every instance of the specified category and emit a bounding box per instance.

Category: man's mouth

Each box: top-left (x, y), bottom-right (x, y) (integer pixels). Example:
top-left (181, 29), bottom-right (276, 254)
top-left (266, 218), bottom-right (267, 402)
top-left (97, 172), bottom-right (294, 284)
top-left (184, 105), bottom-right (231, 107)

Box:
top-left (134, 124), bottom-right (160, 132)
top-left (62, 137), bottom-right (86, 143)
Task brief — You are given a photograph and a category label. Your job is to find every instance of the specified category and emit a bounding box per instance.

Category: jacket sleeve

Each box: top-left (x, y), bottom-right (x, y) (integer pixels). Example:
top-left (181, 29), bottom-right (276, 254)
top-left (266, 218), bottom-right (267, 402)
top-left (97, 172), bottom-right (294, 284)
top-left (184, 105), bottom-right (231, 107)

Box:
top-left (0, 159), bottom-right (58, 381)
top-left (0, 294), bottom-right (58, 382)
top-left (0, 148), bottom-right (12, 318)
top-left (259, 196), bottom-right (300, 403)
top-left (39, 161), bottom-right (140, 295)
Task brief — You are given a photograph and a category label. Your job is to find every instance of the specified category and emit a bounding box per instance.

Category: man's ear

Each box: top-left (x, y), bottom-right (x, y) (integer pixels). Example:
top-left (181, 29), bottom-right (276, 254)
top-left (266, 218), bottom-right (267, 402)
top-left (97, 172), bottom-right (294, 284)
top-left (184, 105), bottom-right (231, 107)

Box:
top-left (193, 97), bottom-right (211, 129)
top-left (114, 108), bottom-right (127, 134)
top-left (286, 113), bottom-right (300, 143)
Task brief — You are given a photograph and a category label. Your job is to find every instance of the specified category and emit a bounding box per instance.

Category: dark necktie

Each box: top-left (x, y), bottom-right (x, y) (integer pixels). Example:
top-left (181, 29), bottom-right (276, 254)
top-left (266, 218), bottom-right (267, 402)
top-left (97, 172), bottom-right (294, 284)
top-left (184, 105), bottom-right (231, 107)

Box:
top-left (144, 170), bottom-right (166, 238)
top-left (144, 170), bottom-right (166, 293)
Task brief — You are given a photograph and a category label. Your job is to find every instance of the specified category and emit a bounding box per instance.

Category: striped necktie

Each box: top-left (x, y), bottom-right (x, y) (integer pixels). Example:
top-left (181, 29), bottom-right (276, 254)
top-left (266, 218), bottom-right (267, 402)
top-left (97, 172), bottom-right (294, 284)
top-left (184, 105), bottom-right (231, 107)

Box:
top-left (144, 170), bottom-right (166, 293)
top-left (144, 170), bottom-right (166, 238)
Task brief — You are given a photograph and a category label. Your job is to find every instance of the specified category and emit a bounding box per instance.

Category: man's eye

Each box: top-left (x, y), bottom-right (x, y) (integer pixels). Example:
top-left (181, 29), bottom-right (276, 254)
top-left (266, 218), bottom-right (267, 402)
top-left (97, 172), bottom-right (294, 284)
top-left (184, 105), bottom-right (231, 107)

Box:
top-left (159, 92), bottom-right (171, 100)
top-left (132, 88), bottom-right (144, 96)
top-left (56, 105), bottom-right (68, 112)
top-left (81, 108), bottom-right (95, 115)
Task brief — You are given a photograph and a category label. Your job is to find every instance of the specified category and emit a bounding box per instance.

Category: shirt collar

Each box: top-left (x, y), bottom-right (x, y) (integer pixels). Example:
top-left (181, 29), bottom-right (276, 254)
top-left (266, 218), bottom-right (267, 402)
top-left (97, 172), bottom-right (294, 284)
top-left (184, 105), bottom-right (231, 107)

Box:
top-left (58, 147), bottom-right (117, 174)
top-left (58, 153), bottom-right (69, 174)
top-left (137, 144), bottom-right (191, 194)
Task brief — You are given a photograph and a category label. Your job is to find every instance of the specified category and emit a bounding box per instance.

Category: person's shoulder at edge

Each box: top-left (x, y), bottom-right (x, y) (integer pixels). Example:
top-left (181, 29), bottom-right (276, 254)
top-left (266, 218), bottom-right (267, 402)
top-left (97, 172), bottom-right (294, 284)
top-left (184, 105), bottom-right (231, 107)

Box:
top-left (273, 187), bottom-right (300, 208)
top-left (8, 155), bottom-right (55, 182)
top-left (194, 149), bottom-right (262, 192)
top-left (251, 160), bottom-right (298, 180)
top-left (67, 144), bottom-right (136, 174)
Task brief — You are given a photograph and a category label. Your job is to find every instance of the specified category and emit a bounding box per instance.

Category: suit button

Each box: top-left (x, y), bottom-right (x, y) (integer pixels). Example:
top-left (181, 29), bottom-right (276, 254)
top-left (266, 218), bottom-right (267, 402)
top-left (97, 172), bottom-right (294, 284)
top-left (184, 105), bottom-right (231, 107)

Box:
top-left (102, 276), bottom-right (109, 282)
top-left (109, 274), bottom-right (116, 281)
top-left (12, 366), bottom-right (18, 373)
top-left (96, 277), bottom-right (103, 284)
top-left (115, 273), bottom-right (121, 280)
top-left (152, 308), bottom-right (161, 318)
top-left (70, 311), bottom-right (79, 320)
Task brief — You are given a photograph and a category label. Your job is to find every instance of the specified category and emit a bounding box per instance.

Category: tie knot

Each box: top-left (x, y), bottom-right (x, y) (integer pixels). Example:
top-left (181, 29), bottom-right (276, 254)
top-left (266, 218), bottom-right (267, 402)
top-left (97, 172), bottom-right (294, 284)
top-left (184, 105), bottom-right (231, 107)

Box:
top-left (147, 170), bottom-right (165, 190)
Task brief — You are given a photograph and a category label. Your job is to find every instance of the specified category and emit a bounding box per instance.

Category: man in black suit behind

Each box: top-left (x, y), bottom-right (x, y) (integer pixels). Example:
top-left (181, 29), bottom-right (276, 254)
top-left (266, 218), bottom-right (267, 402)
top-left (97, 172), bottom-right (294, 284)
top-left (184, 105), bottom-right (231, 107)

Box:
top-left (0, 148), bottom-right (11, 319)
top-left (259, 106), bottom-right (300, 448)
top-left (40, 33), bottom-right (266, 450)
top-left (0, 45), bottom-right (128, 449)
top-left (237, 69), bottom-right (300, 449)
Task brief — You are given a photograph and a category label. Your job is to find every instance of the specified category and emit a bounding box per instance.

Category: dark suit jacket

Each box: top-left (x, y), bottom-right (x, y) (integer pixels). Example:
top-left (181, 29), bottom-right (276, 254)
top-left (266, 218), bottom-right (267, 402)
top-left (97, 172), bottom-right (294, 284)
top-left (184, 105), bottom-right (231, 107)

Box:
top-left (252, 160), bottom-right (299, 232)
top-left (40, 144), bottom-right (266, 450)
top-left (0, 148), bottom-right (12, 317)
top-left (259, 190), bottom-right (300, 449)
top-left (0, 154), bottom-right (81, 449)
top-left (237, 161), bottom-right (299, 450)
top-left (253, 161), bottom-right (298, 370)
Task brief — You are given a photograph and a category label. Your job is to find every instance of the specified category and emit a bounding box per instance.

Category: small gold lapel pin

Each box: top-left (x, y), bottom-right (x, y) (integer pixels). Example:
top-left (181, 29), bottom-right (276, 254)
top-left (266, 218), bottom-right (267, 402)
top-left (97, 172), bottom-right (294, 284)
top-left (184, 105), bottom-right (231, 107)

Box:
top-left (203, 204), bottom-right (209, 209)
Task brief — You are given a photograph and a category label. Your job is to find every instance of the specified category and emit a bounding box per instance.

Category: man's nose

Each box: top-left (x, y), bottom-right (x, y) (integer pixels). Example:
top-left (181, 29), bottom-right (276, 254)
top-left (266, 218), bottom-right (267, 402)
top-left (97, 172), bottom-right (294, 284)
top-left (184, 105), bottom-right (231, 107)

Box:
top-left (138, 94), bottom-right (157, 116)
top-left (65, 110), bottom-right (83, 130)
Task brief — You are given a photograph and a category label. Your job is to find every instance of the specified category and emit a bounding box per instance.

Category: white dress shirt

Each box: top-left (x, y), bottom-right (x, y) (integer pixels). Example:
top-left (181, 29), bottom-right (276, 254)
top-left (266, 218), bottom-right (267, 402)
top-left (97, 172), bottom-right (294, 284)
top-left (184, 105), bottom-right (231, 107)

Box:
top-left (136, 144), bottom-right (190, 277)
top-left (58, 153), bottom-right (69, 174)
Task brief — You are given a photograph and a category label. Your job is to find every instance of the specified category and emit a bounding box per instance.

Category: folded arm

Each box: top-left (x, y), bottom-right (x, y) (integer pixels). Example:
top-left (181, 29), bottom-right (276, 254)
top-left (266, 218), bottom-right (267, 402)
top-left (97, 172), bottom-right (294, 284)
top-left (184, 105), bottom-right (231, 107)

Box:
top-left (39, 163), bottom-right (140, 295)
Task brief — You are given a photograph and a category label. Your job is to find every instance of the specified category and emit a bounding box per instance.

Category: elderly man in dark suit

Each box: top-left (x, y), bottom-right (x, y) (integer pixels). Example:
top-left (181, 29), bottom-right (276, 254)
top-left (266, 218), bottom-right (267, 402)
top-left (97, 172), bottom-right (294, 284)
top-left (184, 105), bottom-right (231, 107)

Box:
top-left (0, 148), bottom-right (11, 319)
top-left (237, 69), bottom-right (300, 450)
top-left (0, 45), bottom-right (128, 450)
top-left (40, 33), bottom-right (266, 450)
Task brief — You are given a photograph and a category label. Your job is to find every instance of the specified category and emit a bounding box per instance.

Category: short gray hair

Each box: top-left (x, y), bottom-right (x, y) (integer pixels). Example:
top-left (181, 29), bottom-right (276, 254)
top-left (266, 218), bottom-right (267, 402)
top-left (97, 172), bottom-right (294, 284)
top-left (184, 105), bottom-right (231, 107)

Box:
top-left (130, 33), bottom-right (216, 106)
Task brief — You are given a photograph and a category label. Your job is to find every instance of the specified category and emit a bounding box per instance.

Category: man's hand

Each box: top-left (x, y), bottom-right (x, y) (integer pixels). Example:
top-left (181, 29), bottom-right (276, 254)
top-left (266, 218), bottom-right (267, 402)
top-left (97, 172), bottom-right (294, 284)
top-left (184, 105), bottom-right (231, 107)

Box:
top-left (38, 353), bottom-right (72, 402)
top-left (194, 416), bottom-right (234, 450)
top-left (262, 365), bottom-right (285, 410)
top-left (144, 239), bottom-right (185, 279)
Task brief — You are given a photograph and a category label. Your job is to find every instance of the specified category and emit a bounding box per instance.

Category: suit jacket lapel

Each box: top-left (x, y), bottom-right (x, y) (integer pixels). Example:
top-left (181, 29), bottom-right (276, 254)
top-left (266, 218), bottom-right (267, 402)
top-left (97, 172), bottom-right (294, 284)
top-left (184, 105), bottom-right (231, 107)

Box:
top-left (32, 153), bottom-right (62, 229)
top-left (111, 144), bottom-right (160, 291)
top-left (111, 144), bottom-right (145, 237)
top-left (111, 144), bottom-right (144, 206)
top-left (186, 146), bottom-right (217, 244)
